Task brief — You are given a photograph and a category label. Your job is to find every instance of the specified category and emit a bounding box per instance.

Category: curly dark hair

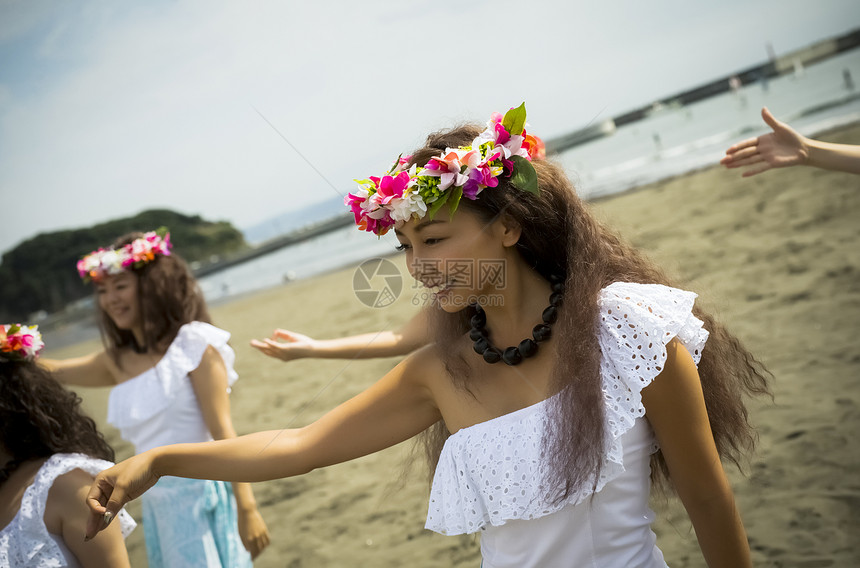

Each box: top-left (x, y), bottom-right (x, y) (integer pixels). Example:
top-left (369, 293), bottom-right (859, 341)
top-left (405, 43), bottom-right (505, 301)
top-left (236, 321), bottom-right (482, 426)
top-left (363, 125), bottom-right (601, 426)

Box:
top-left (409, 124), bottom-right (771, 501)
top-left (97, 232), bottom-right (211, 363)
top-left (0, 359), bottom-right (114, 462)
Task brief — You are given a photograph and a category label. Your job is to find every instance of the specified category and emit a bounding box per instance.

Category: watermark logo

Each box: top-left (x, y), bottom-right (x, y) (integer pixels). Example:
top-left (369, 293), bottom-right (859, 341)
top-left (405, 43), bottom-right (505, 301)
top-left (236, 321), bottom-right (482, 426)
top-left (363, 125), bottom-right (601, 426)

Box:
top-left (409, 259), bottom-right (506, 289)
top-left (353, 258), bottom-right (403, 308)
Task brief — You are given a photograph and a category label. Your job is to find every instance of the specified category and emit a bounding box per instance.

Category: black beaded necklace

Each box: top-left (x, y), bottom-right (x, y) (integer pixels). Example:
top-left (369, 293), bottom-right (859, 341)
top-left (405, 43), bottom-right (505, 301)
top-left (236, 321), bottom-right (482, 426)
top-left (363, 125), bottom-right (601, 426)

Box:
top-left (470, 277), bottom-right (563, 366)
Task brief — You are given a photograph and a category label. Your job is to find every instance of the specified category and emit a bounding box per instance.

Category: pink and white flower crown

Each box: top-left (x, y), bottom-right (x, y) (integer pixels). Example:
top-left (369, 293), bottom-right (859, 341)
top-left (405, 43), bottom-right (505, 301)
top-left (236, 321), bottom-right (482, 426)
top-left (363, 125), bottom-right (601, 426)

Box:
top-left (77, 229), bottom-right (172, 283)
top-left (0, 323), bottom-right (45, 362)
top-left (346, 103), bottom-right (545, 236)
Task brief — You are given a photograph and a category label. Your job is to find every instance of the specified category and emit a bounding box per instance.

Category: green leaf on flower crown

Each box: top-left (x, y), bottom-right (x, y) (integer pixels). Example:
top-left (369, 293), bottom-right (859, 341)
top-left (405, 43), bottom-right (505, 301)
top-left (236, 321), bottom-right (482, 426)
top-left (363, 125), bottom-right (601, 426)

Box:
top-left (155, 226), bottom-right (170, 237)
top-left (502, 102), bottom-right (527, 136)
top-left (509, 155), bottom-right (539, 195)
top-left (447, 186), bottom-right (463, 220)
top-left (388, 153), bottom-right (403, 174)
top-left (426, 190), bottom-right (452, 220)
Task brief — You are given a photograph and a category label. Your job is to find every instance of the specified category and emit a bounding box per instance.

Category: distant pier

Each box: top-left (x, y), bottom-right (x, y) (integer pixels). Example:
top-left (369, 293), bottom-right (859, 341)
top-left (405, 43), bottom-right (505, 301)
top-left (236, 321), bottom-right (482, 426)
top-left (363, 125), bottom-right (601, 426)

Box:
top-left (545, 28), bottom-right (860, 154)
top-left (193, 213), bottom-right (354, 278)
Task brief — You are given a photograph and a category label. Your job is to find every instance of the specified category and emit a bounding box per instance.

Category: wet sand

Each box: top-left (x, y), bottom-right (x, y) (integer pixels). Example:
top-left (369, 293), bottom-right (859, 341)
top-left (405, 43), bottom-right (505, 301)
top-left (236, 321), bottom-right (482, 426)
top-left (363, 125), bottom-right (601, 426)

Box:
top-left (47, 123), bottom-right (860, 567)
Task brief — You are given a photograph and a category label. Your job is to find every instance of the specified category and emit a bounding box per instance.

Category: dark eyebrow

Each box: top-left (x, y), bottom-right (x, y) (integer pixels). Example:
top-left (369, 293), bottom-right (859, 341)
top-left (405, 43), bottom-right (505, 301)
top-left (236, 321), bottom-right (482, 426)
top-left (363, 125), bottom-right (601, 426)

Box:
top-left (394, 218), bottom-right (446, 237)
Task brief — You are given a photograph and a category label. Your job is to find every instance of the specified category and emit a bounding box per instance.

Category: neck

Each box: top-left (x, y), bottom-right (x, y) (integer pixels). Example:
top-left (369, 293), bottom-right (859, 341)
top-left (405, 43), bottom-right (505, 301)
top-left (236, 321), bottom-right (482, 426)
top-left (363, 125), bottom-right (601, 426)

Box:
top-left (480, 260), bottom-right (553, 346)
top-left (130, 326), bottom-right (146, 350)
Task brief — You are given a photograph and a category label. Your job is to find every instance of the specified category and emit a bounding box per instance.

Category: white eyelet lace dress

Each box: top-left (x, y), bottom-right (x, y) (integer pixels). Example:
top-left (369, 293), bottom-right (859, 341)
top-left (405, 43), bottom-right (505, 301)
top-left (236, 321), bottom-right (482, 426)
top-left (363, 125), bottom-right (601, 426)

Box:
top-left (0, 453), bottom-right (136, 568)
top-left (425, 282), bottom-right (709, 567)
top-left (106, 321), bottom-right (251, 568)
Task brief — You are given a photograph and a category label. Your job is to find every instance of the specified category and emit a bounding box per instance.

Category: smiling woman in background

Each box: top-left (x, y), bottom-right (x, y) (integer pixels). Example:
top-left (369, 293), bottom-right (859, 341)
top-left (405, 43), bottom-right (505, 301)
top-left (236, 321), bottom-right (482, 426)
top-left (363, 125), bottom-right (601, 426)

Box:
top-left (42, 231), bottom-right (269, 568)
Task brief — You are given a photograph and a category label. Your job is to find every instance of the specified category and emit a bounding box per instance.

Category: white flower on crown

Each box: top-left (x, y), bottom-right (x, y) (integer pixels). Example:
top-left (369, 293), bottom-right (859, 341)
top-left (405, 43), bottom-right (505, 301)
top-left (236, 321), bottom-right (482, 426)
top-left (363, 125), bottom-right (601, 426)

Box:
top-left (79, 253), bottom-right (102, 274)
top-left (389, 191), bottom-right (428, 223)
top-left (100, 249), bottom-right (125, 275)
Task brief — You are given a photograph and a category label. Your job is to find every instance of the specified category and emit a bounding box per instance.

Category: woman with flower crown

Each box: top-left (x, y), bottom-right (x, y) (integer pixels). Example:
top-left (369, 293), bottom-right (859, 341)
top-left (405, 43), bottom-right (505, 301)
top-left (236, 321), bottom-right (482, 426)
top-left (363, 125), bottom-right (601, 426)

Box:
top-left (84, 105), bottom-right (769, 567)
top-left (42, 231), bottom-right (269, 567)
top-left (0, 324), bottom-right (136, 567)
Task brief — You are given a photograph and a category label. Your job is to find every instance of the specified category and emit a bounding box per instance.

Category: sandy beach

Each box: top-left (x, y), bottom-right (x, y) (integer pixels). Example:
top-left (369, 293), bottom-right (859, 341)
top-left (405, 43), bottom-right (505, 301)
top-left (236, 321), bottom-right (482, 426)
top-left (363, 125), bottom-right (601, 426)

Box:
top-left (46, 123), bottom-right (860, 567)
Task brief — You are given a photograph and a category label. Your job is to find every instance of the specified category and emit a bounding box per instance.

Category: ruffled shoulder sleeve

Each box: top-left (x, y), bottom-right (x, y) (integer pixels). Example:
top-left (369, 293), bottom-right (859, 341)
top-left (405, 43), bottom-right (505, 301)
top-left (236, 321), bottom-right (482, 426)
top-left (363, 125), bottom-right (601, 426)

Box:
top-left (107, 322), bottom-right (238, 429)
top-left (163, 322), bottom-right (239, 388)
top-left (597, 282), bottom-right (709, 442)
top-left (11, 453), bottom-right (136, 565)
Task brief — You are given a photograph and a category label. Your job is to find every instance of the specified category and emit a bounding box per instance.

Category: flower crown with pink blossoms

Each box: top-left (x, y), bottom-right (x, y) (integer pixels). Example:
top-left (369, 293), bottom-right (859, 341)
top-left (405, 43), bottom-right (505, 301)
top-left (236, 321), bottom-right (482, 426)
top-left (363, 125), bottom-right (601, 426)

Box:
top-left (0, 323), bottom-right (45, 362)
top-left (346, 103), bottom-right (545, 236)
top-left (77, 228), bottom-right (172, 283)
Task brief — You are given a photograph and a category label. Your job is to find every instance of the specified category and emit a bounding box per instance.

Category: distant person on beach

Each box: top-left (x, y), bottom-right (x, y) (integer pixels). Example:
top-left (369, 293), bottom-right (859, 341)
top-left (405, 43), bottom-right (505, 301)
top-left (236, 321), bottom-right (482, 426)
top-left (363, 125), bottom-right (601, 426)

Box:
top-left (721, 107), bottom-right (860, 177)
top-left (42, 231), bottom-right (269, 567)
top-left (0, 324), bottom-right (135, 567)
top-left (84, 105), bottom-right (770, 567)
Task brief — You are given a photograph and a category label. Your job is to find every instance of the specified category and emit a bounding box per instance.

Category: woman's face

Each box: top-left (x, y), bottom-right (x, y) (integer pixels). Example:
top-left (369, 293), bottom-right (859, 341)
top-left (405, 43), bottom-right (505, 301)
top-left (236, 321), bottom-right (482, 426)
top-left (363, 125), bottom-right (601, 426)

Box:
top-left (96, 272), bottom-right (141, 331)
top-left (394, 206), bottom-right (520, 312)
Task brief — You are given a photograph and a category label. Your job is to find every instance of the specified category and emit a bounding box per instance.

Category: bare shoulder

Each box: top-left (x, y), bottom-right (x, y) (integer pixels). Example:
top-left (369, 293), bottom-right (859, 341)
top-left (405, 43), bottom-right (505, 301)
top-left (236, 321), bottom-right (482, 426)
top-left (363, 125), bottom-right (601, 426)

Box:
top-left (44, 467), bottom-right (95, 533)
top-left (397, 342), bottom-right (447, 387)
top-left (193, 344), bottom-right (226, 370)
top-left (400, 336), bottom-right (472, 399)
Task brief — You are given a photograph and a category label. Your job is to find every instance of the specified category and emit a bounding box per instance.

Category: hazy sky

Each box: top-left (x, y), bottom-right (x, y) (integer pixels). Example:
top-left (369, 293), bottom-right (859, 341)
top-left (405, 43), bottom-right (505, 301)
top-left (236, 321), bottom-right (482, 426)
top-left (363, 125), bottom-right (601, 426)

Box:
top-left (1, 0), bottom-right (858, 255)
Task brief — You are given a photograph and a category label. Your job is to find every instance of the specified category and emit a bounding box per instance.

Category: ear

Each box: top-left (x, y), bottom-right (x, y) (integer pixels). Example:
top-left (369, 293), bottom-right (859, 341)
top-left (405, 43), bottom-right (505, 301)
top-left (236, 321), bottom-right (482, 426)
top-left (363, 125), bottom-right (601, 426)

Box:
top-left (497, 212), bottom-right (522, 248)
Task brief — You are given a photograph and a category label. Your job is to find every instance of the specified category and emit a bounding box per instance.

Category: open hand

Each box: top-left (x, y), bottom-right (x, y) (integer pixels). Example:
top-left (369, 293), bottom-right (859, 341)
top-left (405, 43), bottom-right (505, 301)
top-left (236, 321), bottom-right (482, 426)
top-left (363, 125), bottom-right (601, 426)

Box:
top-left (250, 329), bottom-right (317, 362)
top-left (720, 107), bottom-right (809, 177)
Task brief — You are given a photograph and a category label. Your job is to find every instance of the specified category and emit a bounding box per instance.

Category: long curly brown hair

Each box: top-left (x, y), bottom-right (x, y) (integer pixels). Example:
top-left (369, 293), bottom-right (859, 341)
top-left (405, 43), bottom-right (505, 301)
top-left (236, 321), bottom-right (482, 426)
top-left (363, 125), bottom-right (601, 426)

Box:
top-left (97, 232), bottom-right (211, 363)
top-left (0, 359), bottom-right (114, 462)
top-left (409, 124), bottom-right (771, 501)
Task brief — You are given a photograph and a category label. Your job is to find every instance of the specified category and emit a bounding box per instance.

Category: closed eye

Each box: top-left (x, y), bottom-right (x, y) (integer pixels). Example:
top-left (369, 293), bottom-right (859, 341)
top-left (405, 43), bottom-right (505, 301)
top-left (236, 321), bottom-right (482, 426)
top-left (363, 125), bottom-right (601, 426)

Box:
top-left (395, 243), bottom-right (411, 252)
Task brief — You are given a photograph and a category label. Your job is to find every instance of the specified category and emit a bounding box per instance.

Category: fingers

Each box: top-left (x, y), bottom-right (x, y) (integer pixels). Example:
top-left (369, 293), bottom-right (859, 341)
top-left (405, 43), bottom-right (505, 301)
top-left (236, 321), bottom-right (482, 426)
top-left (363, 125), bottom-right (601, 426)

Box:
top-left (242, 534), bottom-right (267, 559)
top-left (727, 146), bottom-right (759, 162)
top-left (724, 154), bottom-right (765, 169)
top-left (724, 137), bottom-right (758, 155)
top-left (252, 532), bottom-right (271, 559)
top-left (84, 476), bottom-right (115, 541)
top-left (721, 146), bottom-right (760, 167)
top-left (761, 106), bottom-right (781, 130)
top-left (272, 329), bottom-right (298, 341)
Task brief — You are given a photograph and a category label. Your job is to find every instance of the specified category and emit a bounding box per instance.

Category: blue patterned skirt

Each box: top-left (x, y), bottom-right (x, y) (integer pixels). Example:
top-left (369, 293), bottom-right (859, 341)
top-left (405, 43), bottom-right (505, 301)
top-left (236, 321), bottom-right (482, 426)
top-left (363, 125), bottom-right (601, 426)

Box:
top-left (142, 476), bottom-right (252, 568)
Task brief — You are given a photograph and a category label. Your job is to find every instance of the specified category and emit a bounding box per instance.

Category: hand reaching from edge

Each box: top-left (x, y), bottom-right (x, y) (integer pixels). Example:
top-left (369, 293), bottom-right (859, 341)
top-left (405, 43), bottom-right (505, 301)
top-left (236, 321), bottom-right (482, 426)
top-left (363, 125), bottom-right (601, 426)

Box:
top-left (250, 329), bottom-right (317, 362)
top-left (85, 453), bottom-right (159, 541)
top-left (720, 107), bottom-right (809, 177)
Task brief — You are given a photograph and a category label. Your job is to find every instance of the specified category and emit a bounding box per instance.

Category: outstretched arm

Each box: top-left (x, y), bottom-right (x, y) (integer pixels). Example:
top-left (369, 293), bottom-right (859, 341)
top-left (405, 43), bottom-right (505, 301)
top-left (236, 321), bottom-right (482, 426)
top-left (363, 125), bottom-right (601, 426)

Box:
top-left (721, 107), bottom-right (860, 176)
top-left (85, 346), bottom-right (442, 540)
top-left (250, 309), bottom-right (430, 362)
top-left (642, 340), bottom-right (752, 568)
top-left (40, 351), bottom-right (116, 387)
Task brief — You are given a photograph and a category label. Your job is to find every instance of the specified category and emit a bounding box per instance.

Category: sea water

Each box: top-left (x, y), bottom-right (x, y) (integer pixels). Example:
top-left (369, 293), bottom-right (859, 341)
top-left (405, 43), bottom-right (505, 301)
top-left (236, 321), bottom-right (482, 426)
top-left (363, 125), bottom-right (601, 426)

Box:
top-left (199, 48), bottom-right (860, 303)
